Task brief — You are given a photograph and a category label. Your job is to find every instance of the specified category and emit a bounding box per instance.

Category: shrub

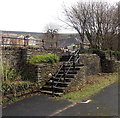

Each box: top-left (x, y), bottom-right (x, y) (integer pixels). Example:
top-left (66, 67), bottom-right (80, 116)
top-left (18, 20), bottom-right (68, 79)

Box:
top-left (2, 80), bottom-right (32, 96)
top-left (89, 48), bottom-right (100, 52)
top-left (113, 50), bottom-right (120, 55)
top-left (1, 63), bottom-right (20, 82)
top-left (28, 53), bottom-right (59, 64)
top-left (102, 49), bottom-right (113, 53)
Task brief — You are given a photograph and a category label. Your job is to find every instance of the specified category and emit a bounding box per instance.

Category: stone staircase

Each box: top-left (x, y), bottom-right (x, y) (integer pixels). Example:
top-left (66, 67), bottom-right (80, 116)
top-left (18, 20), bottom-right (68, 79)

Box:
top-left (40, 49), bottom-right (84, 96)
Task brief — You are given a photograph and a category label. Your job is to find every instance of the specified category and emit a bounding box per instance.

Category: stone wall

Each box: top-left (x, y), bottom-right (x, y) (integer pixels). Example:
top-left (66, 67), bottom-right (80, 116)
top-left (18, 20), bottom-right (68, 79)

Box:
top-left (1, 47), bottom-right (64, 66)
top-left (1, 47), bottom-right (27, 69)
top-left (2, 47), bottom-right (113, 95)
top-left (92, 50), bottom-right (120, 73)
top-left (114, 61), bottom-right (120, 72)
top-left (64, 54), bottom-right (101, 92)
top-left (65, 66), bottom-right (87, 92)
top-left (101, 60), bottom-right (120, 73)
top-left (79, 54), bottom-right (101, 75)
top-left (105, 53), bottom-right (117, 61)
top-left (27, 63), bottom-right (61, 85)
top-left (1, 48), bottom-right (101, 85)
top-left (102, 53), bottom-right (120, 73)
top-left (26, 48), bottom-right (66, 60)
top-left (1, 47), bottom-right (64, 82)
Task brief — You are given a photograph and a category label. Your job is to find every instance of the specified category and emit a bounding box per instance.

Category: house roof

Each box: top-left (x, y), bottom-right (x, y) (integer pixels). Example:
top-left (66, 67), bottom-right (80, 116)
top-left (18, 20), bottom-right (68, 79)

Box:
top-left (58, 35), bottom-right (90, 48)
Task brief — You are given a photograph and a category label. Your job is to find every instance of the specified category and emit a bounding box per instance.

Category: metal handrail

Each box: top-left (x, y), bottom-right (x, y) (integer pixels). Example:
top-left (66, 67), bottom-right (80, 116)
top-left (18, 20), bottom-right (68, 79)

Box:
top-left (62, 49), bottom-right (80, 77)
top-left (52, 49), bottom-right (78, 82)
top-left (52, 48), bottom-right (81, 95)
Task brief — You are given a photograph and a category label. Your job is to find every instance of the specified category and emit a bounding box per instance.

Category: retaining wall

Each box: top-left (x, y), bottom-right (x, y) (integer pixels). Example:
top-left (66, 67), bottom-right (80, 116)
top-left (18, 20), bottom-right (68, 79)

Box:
top-left (79, 54), bottom-right (101, 75)
top-left (1, 47), bottom-right (63, 82)
top-left (65, 66), bottom-right (87, 92)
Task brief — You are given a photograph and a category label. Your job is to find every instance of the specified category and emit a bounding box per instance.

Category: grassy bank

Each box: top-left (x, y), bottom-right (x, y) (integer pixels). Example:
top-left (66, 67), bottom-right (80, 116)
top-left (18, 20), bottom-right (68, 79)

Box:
top-left (56, 73), bottom-right (118, 101)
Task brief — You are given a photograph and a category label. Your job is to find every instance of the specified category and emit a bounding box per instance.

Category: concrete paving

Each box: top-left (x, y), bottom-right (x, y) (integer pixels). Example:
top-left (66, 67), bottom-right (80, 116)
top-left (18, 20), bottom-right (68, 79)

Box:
top-left (2, 82), bottom-right (119, 117)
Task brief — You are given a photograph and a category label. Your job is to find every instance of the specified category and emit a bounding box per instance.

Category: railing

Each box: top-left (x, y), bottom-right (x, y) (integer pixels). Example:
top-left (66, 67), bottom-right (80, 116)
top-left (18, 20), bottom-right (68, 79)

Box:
top-left (52, 48), bottom-right (81, 95)
top-left (1, 36), bottom-right (58, 49)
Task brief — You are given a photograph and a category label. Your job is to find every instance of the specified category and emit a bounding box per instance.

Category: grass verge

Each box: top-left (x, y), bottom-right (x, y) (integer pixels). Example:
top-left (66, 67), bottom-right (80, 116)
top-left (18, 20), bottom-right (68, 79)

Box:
top-left (56, 73), bottom-right (118, 101)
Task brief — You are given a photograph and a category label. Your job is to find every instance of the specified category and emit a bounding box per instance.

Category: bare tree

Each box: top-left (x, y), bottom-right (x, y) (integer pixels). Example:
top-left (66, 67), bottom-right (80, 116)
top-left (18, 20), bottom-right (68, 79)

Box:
top-left (63, 2), bottom-right (89, 48)
top-left (63, 1), bottom-right (119, 49)
top-left (43, 23), bottom-right (60, 48)
top-left (44, 23), bottom-right (59, 40)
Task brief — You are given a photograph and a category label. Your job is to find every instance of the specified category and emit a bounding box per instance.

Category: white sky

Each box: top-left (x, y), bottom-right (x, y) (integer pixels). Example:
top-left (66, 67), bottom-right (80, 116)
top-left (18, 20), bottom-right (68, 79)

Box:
top-left (0, 0), bottom-right (119, 33)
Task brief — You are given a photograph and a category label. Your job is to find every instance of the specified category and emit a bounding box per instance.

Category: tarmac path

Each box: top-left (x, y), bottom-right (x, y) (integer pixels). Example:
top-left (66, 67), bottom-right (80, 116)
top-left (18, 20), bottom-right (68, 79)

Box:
top-left (2, 82), bottom-right (119, 117)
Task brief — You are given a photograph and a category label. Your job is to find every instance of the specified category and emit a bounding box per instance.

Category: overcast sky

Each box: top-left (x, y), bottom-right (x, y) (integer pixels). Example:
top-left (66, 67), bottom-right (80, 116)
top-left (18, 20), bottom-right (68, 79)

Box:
top-left (0, 0), bottom-right (119, 33)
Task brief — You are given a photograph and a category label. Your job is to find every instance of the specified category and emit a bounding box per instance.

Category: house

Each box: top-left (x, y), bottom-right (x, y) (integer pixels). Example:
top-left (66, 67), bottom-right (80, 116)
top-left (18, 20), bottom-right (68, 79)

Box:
top-left (58, 34), bottom-right (90, 49)
top-left (27, 36), bottom-right (43, 47)
top-left (17, 35), bottom-right (25, 45)
top-left (1, 33), bottom-right (18, 46)
top-left (1, 33), bottom-right (42, 47)
top-left (17, 35), bottom-right (43, 47)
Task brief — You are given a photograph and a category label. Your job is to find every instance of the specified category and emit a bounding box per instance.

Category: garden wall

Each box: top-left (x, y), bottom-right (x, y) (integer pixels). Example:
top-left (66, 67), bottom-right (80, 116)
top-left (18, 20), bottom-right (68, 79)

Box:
top-left (25, 63), bottom-right (61, 84)
top-left (1, 47), bottom-right (26, 68)
top-left (1, 47), bottom-right (63, 100)
top-left (2, 63), bottom-right (61, 100)
top-left (64, 54), bottom-right (101, 92)
top-left (1, 47), bottom-right (64, 66)
top-left (1, 48), bottom-right (101, 88)
top-left (79, 54), bottom-right (101, 75)
top-left (1, 47), bottom-right (64, 63)
top-left (64, 66), bottom-right (87, 92)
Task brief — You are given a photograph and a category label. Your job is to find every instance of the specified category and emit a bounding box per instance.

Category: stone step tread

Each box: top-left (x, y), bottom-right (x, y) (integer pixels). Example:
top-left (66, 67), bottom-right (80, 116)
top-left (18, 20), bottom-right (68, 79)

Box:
top-left (58, 71), bottom-right (77, 74)
top-left (47, 81), bottom-right (70, 85)
top-left (56, 75), bottom-right (74, 78)
top-left (49, 78), bottom-right (72, 83)
top-left (51, 77), bottom-right (73, 80)
top-left (59, 69), bottom-right (78, 72)
top-left (41, 90), bottom-right (63, 96)
top-left (61, 68), bottom-right (81, 70)
top-left (61, 65), bottom-right (84, 68)
top-left (56, 73), bottom-right (75, 75)
top-left (43, 85), bottom-right (65, 90)
top-left (63, 64), bottom-right (84, 66)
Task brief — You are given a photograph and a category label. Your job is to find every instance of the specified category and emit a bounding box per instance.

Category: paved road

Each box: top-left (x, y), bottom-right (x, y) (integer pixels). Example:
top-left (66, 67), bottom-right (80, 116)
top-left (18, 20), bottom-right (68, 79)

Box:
top-left (2, 82), bottom-right (119, 117)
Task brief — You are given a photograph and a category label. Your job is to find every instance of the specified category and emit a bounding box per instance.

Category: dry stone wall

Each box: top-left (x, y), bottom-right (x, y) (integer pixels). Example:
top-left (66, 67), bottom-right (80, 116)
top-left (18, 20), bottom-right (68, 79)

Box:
top-left (34, 63), bottom-right (61, 86)
top-left (1, 47), bottom-right (64, 65)
top-left (65, 66), bottom-right (87, 93)
top-left (2, 47), bottom-right (107, 95)
top-left (1, 46), bottom-right (119, 97)
top-left (1, 47), bottom-right (63, 82)
top-left (79, 54), bottom-right (101, 75)
top-left (2, 47), bottom-right (27, 68)
top-left (64, 54), bottom-right (101, 92)
top-left (1, 47), bottom-right (101, 84)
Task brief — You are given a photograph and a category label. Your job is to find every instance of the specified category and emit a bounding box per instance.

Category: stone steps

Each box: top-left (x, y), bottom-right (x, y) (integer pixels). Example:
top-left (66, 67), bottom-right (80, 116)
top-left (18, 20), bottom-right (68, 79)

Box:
top-left (42, 85), bottom-right (65, 92)
top-left (40, 53), bottom-right (84, 96)
top-left (46, 81), bottom-right (70, 87)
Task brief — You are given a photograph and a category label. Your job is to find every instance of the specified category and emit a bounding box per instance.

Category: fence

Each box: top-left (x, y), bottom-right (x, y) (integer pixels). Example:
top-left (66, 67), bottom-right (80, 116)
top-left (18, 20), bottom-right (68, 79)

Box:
top-left (1, 36), bottom-right (92, 50)
top-left (1, 36), bottom-right (58, 49)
